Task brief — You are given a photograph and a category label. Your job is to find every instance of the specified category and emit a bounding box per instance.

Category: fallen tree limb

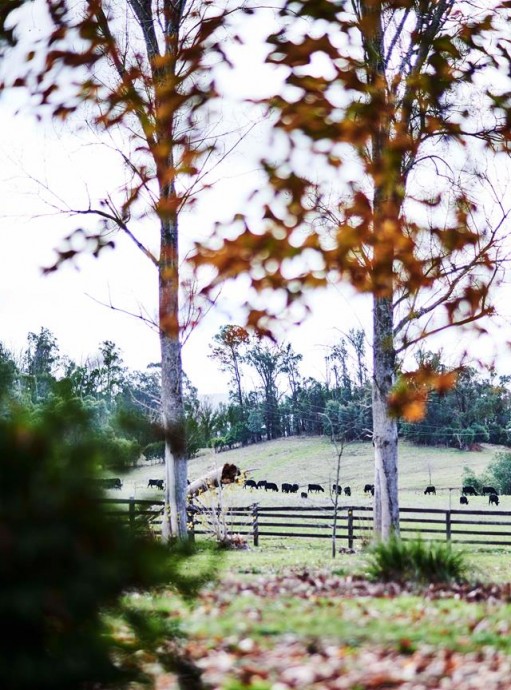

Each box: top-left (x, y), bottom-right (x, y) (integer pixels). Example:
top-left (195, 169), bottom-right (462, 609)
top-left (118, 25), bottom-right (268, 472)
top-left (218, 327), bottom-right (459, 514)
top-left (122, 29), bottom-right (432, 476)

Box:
top-left (187, 463), bottom-right (241, 498)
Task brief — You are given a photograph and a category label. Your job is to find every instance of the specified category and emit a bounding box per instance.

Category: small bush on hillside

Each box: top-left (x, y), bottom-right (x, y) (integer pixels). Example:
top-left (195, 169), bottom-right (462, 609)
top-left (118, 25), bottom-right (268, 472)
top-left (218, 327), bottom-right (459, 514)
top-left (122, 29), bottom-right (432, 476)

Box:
top-left (366, 536), bottom-right (470, 585)
top-left (462, 467), bottom-right (487, 494)
top-left (143, 440), bottom-right (165, 462)
top-left (100, 432), bottom-right (141, 470)
top-left (0, 387), bottom-right (212, 690)
top-left (487, 452), bottom-right (511, 494)
top-left (462, 453), bottom-right (511, 496)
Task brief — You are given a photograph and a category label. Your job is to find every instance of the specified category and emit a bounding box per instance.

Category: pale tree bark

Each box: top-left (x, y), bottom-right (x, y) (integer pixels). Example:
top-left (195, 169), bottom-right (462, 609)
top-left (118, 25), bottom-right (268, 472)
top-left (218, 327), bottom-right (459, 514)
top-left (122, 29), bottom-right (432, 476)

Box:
top-left (372, 296), bottom-right (399, 538)
top-left (137, 0), bottom-right (189, 540)
top-left (363, 0), bottom-right (401, 539)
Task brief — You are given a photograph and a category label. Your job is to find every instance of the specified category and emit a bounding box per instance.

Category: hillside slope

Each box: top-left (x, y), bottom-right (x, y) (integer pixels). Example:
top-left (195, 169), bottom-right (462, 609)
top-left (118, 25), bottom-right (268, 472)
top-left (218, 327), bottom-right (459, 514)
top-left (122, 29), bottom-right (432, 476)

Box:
top-left (123, 436), bottom-right (509, 510)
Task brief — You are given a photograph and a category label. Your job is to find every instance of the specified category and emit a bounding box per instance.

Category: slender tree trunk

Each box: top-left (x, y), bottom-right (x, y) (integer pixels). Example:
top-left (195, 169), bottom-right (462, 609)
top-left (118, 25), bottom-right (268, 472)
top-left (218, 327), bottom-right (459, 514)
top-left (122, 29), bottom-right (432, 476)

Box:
top-left (234, 355), bottom-right (243, 409)
top-left (365, 0), bottom-right (400, 540)
top-left (160, 215), bottom-right (188, 541)
top-left (372, 295), bottom-right (399, 539)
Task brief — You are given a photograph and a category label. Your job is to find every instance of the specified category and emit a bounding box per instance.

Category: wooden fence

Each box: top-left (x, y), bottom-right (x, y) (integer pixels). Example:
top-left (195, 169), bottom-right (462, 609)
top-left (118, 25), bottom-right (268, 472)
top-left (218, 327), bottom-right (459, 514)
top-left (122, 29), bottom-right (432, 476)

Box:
top-left (99, 500), bottom-right (511, 548)
top-left (100, 497), bottom-right (164, 533)
top-left (189, 504), bottom-right (511, 548)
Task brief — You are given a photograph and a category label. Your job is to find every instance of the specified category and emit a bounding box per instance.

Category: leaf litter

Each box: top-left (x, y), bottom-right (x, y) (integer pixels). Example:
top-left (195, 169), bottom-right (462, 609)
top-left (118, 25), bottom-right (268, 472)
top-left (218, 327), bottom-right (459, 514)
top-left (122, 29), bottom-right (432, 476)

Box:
top-left (151, 569), bottom-right (511, 689)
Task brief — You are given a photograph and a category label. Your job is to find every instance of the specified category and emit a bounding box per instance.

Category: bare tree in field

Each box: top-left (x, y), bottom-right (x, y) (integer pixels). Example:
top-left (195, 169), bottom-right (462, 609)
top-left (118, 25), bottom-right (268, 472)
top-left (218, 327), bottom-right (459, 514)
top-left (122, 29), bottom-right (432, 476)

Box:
top-left (193, 0), bottom-right (511, 540)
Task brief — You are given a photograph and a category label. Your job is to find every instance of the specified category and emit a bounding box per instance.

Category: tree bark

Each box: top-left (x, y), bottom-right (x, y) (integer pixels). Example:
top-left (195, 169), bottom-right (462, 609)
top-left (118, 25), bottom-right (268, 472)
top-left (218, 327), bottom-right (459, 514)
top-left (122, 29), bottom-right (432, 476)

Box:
top-left (372, 295), bottom-right (399, 539)
top-left (160, 215), bottom-right (188, 541)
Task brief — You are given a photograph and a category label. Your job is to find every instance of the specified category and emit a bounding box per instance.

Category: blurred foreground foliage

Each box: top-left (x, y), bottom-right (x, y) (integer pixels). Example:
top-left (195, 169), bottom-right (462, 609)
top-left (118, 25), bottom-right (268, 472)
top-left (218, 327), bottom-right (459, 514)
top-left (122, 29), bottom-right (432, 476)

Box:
top-left (0, 382), bottom-right (216, 690)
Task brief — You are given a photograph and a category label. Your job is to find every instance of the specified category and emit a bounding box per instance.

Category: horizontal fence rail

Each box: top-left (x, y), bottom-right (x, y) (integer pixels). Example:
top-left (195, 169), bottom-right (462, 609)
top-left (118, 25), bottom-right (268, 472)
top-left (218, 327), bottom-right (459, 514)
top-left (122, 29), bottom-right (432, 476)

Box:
top-left (189, 504), bottom-right (511, 548)
top-left (100, 500), bottom-right (511, 548)
top-left (99, 498), bottom-right (165, 535)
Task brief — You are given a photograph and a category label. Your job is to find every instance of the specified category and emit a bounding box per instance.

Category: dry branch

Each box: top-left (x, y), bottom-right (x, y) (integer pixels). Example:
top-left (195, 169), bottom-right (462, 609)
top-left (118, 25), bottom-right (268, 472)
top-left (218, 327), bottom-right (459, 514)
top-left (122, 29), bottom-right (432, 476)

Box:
top-left (187, 463), bottom-right (241, 498)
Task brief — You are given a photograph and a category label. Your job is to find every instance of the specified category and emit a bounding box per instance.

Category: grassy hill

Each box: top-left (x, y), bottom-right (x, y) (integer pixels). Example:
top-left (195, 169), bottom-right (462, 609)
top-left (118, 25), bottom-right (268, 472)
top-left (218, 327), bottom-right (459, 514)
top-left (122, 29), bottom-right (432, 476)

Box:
top-left (118, 436), bottom-right (510, 511)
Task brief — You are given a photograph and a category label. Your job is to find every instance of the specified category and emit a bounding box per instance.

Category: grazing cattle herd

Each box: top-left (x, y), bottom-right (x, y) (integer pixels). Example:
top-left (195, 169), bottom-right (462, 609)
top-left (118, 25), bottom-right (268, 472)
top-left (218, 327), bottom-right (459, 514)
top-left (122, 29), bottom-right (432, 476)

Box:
top-left (237, 479), bottom-right (506, 506)
top-left (420, 484), bottom-right (503, 507)
top-left (240, 479), bottom-right (356, 498)
top-left (98, 475), bottom-right (505, 510)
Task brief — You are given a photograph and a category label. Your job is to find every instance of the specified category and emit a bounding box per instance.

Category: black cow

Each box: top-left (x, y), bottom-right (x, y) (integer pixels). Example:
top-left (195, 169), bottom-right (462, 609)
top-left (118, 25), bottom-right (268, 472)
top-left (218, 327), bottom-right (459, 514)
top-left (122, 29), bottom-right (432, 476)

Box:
top-left (344, 486), bottom-right (351, 496)
top-left (265, 482), bottom-right (278, 492)
top-left (282, 482), bottom-right (293, 493)
top-left (462, 486), bottom-right (478, 496)
top-left (256, 480), bottom-right (267, 490)
top-left (483, 486), bottom-right (498, 495)
top-left (332, 484), bottom-right (342, 495)
top-left (244, 479), bottom-right (257, 490)
top-left (148, 478), bottom-right (164, 490)
top-left (290, 483), bottom-right (299, 494)
top-left (364, 483), bottom-right (374, 494)
top-left (104, 477), bottom-right (122, 489)
top-left (489, 493), bottom-right (499, 506)
top-left (424, 485), bottom-right (436, 495)
top-left (301, 492), bottom-right (308, 499)
top-left (308, 483), bottom-right (324, 493)
top-left (460, 495), bottom-right (468, 505)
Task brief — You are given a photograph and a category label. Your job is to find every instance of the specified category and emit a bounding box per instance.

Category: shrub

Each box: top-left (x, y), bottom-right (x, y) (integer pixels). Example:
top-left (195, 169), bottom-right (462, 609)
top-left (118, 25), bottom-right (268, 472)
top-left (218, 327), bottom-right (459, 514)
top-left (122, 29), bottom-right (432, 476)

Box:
top-left (487, 452), bottom-right (511, 495)
top-left (365, 536), bottom-right (470, 585)
top-left (461, 467), bottom-right (486, 494)
top-left (0, 388), bottom-right (209, 690)
top-left (143, 440), bottom-right (165, 462)
top-left (100, 433), bottom-right (142, 470)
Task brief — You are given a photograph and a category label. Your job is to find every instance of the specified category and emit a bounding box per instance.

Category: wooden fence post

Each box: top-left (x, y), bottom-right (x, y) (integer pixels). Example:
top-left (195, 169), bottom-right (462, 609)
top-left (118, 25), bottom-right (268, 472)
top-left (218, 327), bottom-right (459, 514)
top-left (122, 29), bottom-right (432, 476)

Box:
top-left (188, 508), bottom-right (196, 542)
top-left (252, 503), bottom-right (259, 547)
top-left (129, 497), bottom-right (135, 531)
top-left (446, 510), bottom-right (451, 542)
top-left (347, 508), bottom-right (354, 549)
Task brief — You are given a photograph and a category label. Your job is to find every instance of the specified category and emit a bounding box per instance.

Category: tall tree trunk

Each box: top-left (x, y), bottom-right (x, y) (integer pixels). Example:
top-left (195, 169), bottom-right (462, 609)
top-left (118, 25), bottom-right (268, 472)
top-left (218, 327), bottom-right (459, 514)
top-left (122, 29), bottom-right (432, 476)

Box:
top-left (372, 295), bottom-right (399, 539)
top-left (364, 0), bottom-right (400, 540)
top-left (160, 216), bottom-right (188, 541)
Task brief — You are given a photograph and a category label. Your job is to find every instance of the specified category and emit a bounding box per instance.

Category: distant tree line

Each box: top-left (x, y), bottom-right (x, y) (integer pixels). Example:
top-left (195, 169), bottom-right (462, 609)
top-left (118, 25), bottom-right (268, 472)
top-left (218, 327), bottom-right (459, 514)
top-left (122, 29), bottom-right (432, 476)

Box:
top-left (1, 326), bottom-right (511, 475)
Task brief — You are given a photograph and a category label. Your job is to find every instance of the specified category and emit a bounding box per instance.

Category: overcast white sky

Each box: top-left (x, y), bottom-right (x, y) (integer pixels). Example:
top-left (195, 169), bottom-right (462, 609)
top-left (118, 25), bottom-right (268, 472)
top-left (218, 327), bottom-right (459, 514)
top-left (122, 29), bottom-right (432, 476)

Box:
top-left (2, 2), bottom-right (511, 397)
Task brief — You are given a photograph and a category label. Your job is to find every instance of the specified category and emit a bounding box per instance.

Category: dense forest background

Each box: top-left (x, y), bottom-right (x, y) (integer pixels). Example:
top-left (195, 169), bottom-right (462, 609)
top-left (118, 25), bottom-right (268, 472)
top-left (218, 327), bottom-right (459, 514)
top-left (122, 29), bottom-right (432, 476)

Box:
top-left (2, 324), bottom-right (511, 474)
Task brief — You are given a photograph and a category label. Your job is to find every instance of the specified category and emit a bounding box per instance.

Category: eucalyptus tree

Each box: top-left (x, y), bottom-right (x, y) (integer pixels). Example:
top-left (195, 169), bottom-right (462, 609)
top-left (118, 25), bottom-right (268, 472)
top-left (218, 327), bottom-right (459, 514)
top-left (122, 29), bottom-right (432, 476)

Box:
top-left (24, 327), bottom-right (60, 403)
top-left (5, 0), bottom-right (253, 539)
top-left (194, 0), bottom-right (511, 539)
top-left (209, 325), bottom-right (250, 409)
top-left (94, 341), bottom-right (125, 411)
top-left (0, 342), bottom-right (18, 401)
top-left (243, 339), bottom-right (301, 440)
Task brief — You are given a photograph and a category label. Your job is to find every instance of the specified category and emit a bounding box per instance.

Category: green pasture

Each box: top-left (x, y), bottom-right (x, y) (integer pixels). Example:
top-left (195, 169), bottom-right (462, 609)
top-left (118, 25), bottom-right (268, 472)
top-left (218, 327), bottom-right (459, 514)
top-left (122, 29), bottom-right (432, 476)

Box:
top-left (113, 437), bottom-right (508, 510)
top-left (180, 538), bottom-right (511, 584)
top-left (102, 438), bottom-right (511, 553)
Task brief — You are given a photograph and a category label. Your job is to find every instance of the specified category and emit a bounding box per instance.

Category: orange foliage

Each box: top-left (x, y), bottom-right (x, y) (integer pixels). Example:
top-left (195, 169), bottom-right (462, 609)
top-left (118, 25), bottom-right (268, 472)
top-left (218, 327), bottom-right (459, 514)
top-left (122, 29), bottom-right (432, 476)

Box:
top-left (190, 0), bottom-right (509, 340)
top-left (388, 368), bottom-right (459, 422)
